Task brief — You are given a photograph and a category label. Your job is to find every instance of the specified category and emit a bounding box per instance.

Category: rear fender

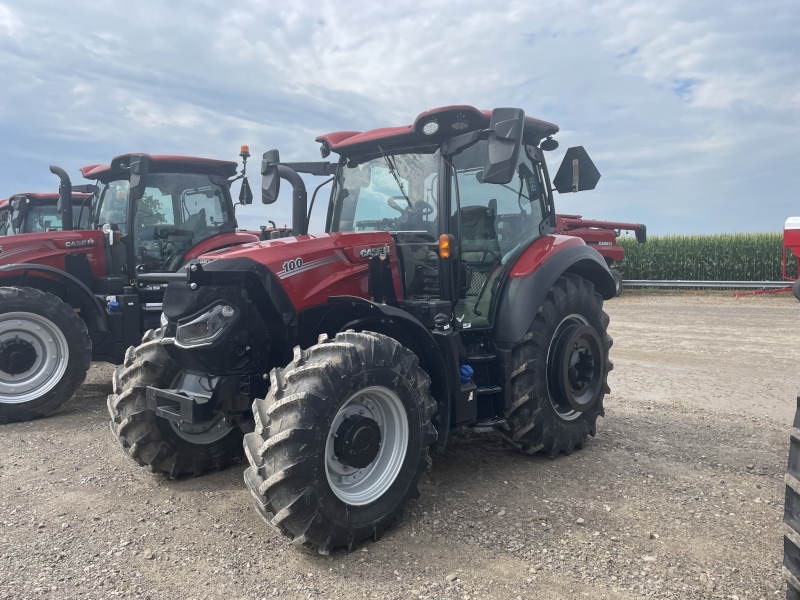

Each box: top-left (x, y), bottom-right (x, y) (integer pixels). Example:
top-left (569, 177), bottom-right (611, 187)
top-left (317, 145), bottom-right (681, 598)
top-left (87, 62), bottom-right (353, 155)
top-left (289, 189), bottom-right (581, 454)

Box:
top-left (492, 244), bottom-right (614, 347)
top-left (326, 296), bottom-right (453, 453)
top-left (0, 263), bottom-right (107, 333)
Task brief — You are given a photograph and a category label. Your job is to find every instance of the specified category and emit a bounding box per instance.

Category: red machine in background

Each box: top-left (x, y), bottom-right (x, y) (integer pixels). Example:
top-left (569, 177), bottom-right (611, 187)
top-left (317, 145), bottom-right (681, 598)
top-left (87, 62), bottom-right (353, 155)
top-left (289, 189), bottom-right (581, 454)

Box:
top-left (554, 214), bottom-right (646, 296)
top-left (784, 217), bottom-right (800, 301)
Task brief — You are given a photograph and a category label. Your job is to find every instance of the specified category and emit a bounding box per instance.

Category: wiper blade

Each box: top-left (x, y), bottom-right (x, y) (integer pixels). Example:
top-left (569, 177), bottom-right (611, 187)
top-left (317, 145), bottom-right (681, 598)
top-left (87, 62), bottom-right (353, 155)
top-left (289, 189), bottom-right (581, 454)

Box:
top-left (378, 145), bottom-right (411, 206)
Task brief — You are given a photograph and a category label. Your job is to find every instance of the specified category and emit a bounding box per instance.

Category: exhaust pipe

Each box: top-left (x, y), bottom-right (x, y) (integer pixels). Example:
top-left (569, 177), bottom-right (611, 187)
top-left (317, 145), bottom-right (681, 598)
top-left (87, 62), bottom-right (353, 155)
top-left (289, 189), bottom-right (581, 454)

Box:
top-left (261, 150), bottom-right (308, 236)
top-left (49, 165), bottom-right (74, 231)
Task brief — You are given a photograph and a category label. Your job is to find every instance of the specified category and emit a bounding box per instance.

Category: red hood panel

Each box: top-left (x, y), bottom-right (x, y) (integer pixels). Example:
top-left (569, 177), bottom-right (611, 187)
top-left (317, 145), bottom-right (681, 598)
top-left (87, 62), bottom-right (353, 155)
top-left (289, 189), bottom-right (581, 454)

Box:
top-left (0, 231), bottom-right (106, 277)
top-left (198, 232), bottom-right (402, 312)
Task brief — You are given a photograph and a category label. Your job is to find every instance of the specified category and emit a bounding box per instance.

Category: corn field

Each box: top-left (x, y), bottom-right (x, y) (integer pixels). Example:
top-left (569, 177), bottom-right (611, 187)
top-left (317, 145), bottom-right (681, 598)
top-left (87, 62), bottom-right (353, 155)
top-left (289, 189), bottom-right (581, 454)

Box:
top-left (616, 233), bottom-right (797, 281)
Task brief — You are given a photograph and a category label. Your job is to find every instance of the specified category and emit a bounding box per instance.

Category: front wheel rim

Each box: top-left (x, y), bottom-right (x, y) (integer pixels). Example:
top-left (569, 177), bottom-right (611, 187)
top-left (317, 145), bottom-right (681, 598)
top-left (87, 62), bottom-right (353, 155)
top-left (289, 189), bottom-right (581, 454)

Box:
top-left (166, 371), bottom-right (234, 444)
top-left (325, 386), bottom-right (409, 506)
top-left (0, 312), bottom-right (69, 404)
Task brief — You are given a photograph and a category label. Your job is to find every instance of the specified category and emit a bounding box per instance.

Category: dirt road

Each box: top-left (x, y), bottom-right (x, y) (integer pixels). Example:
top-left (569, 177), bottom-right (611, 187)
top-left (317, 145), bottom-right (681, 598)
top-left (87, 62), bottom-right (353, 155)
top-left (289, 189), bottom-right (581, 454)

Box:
top-left (1, 292), bottom-right (797, 599)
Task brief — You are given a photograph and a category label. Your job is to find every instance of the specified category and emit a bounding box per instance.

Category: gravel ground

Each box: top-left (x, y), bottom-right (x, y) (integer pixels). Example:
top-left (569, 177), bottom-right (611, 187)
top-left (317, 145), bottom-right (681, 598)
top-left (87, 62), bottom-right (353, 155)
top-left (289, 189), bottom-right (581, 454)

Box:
top-left (1, 291), bottom-right (798, 599)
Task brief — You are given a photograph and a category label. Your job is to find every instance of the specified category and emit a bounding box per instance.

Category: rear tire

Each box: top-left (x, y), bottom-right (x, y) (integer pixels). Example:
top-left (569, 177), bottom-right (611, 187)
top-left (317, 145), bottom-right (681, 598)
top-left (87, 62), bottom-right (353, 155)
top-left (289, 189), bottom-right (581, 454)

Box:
top-left (784, 396), bottom-right (800, 598)
top-left (0, 287), bottom-right (91, 423)
top-left (792, 279), bottom-right (800, 302)
top-left (502, 273), bottom-right (612, 457)
top-left (107, 327), bottom-right (243, 477)
top-left (243, 331), bottom-right (437, 553)
top-left (610, 268), bottom-right (623, 297)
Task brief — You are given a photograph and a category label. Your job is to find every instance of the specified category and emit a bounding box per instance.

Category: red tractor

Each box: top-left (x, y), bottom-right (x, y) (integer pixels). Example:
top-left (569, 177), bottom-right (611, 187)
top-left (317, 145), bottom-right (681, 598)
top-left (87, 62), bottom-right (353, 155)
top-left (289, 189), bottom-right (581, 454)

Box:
top-left (108, 106), bottom-right (616, 551)
top-left (554, 215), bottom-right (646, 296)
top-left (0, 152), bottom-right (263, 423)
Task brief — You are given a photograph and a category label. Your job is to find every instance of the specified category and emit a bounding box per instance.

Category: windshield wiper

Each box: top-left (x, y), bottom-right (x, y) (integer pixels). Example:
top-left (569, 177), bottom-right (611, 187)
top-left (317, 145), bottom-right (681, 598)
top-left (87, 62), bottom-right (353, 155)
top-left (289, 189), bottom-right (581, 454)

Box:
top-left (378, 145), bottom-right (411, 206)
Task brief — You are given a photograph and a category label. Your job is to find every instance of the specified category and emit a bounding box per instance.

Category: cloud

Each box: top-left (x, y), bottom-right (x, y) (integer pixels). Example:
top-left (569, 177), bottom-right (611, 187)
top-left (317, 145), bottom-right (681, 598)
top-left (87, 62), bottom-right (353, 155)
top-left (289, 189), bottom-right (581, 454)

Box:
top-left (0, 0), bottom-right (798, 234)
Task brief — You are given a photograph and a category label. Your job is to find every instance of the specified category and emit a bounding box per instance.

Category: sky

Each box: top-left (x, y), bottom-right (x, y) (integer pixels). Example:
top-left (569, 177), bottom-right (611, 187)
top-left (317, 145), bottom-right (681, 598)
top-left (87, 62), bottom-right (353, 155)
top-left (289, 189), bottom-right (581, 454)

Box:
top-left (0, 0), bottom-right (798, 235)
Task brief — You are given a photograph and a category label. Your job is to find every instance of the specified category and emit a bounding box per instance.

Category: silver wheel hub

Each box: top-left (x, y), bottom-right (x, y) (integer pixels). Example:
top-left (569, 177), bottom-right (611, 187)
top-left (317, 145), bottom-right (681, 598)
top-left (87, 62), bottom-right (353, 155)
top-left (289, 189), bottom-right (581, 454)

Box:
top-left (0, 312), bottom-right (69, 404)
top-left (325, 386), bottom-right (408, 506)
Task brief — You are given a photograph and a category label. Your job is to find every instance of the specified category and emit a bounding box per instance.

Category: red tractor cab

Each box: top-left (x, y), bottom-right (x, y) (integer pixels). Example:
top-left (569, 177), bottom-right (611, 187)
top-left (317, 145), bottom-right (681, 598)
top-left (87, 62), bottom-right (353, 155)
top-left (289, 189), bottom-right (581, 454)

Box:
top-left (109, 106), bottom-right (617, 553)
top-left (785, 217), bottom-right (800, 301)
top-left (554, 214), bottom-right (646, 295)
top-left (1, 191), bottom-right (93, 236)
top-left (0, 152), bottom-right (264, 423)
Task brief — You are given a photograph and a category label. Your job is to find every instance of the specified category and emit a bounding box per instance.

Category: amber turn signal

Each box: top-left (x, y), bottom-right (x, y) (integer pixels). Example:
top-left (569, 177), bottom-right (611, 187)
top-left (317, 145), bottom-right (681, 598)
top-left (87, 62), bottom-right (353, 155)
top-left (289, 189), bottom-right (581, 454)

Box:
top-left (438, 234), bottom-right (451, 259)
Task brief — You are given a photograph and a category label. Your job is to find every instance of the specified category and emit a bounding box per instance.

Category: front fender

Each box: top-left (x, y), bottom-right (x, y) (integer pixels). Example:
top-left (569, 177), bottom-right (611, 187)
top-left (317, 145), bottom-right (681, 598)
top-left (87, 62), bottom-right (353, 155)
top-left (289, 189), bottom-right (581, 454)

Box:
top-left (327, 296), bottom-right (453, 452)
top-left (0, 263), bottom-right (107, 332)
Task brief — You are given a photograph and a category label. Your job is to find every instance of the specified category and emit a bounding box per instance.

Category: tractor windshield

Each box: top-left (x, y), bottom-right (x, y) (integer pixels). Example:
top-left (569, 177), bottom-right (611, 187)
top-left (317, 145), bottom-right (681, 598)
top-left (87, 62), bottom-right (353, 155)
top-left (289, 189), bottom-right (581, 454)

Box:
top-left (450, 140), bottom-right (549, 329)
top-left (329, 150), bottom-right (439, 236)
top-left (132, 173), bottom-right (232, 272)
top-left (23, 203), bottom-right (92, 233)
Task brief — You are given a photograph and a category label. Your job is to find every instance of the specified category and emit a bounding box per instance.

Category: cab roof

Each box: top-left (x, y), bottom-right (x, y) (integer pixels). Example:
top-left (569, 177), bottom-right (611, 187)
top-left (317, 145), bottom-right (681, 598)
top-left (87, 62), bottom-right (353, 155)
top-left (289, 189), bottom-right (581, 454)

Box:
top-left (5, 192), bottom-right (91, 203)
top-left (315, 105), bottom-right (559, 156)
top-left (81, 153), bottom-right (238, 183)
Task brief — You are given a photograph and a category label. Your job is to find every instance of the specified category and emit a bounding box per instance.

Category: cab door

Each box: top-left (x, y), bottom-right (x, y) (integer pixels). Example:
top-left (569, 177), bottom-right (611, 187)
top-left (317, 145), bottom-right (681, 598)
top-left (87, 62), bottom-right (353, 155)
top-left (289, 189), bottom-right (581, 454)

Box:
top-left (448, 141), bottom-right (551, 330)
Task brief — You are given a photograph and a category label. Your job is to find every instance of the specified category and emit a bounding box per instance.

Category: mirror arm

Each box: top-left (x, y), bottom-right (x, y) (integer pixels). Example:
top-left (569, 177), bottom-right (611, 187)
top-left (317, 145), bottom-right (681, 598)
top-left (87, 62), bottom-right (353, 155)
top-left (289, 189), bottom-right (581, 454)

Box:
top-left (442, 130), bottom-right (486, 158)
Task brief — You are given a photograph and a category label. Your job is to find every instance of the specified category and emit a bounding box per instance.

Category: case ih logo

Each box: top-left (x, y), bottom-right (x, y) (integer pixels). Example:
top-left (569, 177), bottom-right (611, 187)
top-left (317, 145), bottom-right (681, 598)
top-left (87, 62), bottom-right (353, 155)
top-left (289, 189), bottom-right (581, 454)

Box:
top-left (359, 244), bottom-right (390, 258)
top-left (65, 239), bottom-right (95, 248)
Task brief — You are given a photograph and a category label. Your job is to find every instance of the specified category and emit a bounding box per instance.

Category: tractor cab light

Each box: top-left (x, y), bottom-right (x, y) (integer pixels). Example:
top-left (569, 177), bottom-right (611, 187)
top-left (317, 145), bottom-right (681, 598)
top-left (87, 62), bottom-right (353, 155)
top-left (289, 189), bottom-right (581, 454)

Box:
top-left (240, 145), bottom-right (250, 158)
top-left (439, 234), bottom-right (451, 259)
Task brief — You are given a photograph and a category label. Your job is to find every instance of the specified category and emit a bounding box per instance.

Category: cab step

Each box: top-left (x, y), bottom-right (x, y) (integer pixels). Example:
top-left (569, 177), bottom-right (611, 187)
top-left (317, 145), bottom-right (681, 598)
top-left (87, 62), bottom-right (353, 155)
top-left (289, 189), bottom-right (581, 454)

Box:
top-left (465, 353), bottom-right (497, 363)
top-left (475, 385), bottom-right (502, 395)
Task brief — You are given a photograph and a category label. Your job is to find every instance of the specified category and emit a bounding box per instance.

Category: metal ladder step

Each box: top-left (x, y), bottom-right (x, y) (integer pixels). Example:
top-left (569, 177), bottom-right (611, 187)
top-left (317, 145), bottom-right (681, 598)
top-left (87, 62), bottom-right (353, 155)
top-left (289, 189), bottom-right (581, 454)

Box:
top-left (475, 385), bottom-right (502, 395)
top-left (465, 353), bottom-right (497, 363)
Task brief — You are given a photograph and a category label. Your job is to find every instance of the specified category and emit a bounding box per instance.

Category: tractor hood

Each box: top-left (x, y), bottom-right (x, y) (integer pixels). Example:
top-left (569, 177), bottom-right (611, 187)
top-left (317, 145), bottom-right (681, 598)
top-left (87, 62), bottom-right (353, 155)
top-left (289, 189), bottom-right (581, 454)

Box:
top-left (0, 230), bottom-right (103, 269)
top-left (189, 232), bottom-right (401, 314)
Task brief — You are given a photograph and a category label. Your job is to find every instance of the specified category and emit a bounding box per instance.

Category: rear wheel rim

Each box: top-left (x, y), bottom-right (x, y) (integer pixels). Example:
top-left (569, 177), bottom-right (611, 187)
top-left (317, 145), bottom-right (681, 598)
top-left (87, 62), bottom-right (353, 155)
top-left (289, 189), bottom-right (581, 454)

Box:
top-left (546, 314), bottom-right (604, 421)
top-left (325, 386), bottom-right (409, 506)
top-left (0, 312), bottom-right (69, 404)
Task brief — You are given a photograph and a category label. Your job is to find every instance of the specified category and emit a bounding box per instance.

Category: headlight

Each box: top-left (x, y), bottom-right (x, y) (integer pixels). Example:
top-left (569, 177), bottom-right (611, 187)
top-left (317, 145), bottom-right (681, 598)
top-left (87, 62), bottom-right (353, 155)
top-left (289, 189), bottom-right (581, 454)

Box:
top-left (175, 303), bottom-right (239, 348)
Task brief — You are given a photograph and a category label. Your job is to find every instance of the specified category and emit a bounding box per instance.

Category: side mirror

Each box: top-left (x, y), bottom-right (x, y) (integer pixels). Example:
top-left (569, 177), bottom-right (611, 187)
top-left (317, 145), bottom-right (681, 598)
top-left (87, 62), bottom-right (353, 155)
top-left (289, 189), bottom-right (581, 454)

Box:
top-left (482, 107), bottom-right (525, 185)
top-left (9, 196), bottom-right (28, 231)
top-left (553, 146), bottom-right (601, 193)
top-left (239, 177), bottom-right (254, 205)
top-left (261, 149), bottom-right (281, 205)
top-left (129, 155), bottom-right (150, 201)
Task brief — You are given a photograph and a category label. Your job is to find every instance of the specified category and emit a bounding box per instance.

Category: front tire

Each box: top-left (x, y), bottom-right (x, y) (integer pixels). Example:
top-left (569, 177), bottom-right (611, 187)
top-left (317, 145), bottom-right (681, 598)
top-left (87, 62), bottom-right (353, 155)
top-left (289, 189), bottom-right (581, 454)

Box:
top-left (0, 287), bottom-right (91, 423)
top-left (107, 327), bottom-right (243, 477)
top-left (243, 331), bottom-right (437, 553)
top-left (502, 273), bottom-right (612, 457)
top-left (792, 279), bottom-right (800, 302)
